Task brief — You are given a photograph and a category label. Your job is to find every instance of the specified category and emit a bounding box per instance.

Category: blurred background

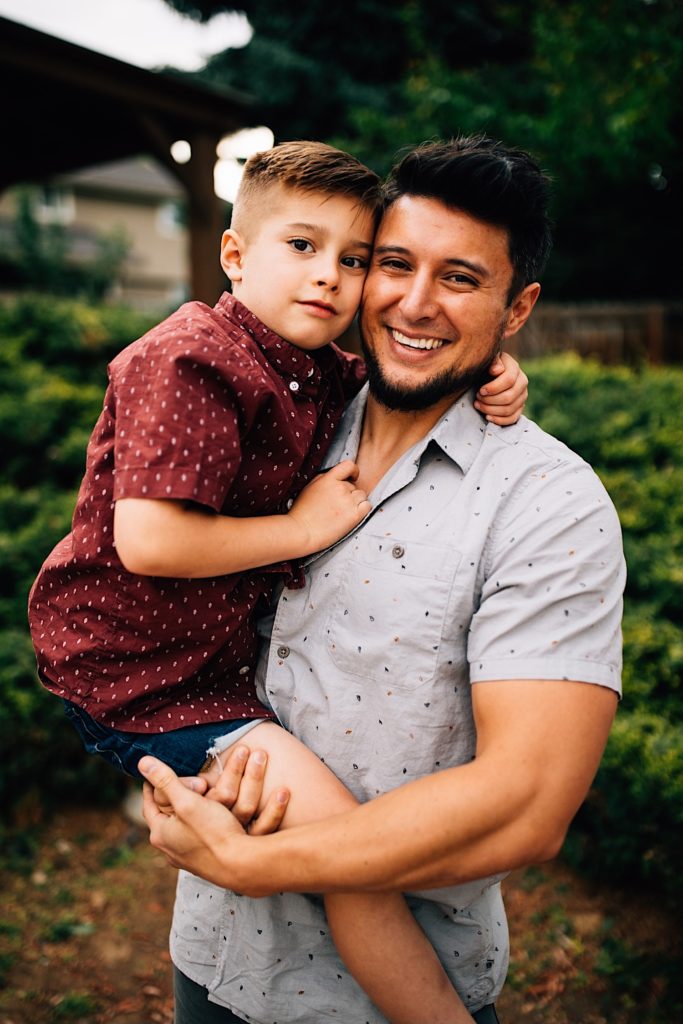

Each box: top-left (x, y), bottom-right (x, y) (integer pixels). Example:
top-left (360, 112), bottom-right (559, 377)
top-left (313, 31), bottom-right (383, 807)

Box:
top-left (0, 2), bottom-right (681, 1022)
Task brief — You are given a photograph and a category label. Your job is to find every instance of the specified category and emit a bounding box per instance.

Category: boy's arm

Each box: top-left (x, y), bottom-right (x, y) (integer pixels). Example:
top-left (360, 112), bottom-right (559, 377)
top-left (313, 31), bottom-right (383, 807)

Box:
top-left (474, 352), bottom-right (528, 425)
top-left (113, 460), bottom-right (371, 578)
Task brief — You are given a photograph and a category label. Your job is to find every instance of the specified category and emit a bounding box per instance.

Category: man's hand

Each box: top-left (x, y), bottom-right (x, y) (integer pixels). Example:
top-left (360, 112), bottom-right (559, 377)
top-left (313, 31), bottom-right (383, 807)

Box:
top-left (475, 351), bottom-right (528, 425)
top-left (139, 751), bottom-right (289, 882)
top-left (287, 459), bottom-right (371, 553)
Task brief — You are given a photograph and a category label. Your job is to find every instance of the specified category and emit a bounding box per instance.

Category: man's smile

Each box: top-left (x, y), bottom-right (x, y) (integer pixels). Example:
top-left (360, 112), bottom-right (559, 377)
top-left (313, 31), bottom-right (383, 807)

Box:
top-left (390, 328), bottom-right (448, 351)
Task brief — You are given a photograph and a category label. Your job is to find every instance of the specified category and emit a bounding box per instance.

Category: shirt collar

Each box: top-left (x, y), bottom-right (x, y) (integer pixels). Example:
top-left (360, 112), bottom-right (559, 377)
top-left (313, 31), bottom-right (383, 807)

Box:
top-left (327, 385), bottom-right (489, 476)
top-left (216, 292), bottom-right (336, 396)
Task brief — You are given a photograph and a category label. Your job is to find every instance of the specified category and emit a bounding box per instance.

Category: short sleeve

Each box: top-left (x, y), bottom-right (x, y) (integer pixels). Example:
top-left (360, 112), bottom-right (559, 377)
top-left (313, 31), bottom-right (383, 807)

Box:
top-left (468, 460), bottom-right (625, 692)
top-left (111, 334), bottom-right (243, 512)
top-left (333, 345), bottom-right (367, 401)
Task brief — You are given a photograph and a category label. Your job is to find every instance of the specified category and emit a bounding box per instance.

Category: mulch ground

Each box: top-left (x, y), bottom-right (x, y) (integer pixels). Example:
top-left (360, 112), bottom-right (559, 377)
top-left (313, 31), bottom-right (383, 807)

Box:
top-left (0, 800), bottom-right (680, 1023)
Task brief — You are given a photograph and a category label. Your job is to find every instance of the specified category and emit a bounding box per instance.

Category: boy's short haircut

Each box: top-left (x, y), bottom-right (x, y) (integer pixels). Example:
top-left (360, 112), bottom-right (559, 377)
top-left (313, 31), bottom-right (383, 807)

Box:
top-left (384, 135), bottom-right (553, 301)
top-left (232, 141), bottom-right (383, 236)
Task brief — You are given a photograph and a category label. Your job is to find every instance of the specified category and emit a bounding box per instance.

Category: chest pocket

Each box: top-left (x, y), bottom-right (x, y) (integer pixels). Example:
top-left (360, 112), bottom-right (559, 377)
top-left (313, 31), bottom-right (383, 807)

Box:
top-left (325, 532), bottom-right (461, 688)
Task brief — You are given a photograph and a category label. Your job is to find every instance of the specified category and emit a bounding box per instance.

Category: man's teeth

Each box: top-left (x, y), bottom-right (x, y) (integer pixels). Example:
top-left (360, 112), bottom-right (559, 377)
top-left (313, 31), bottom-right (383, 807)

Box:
top-left (391, 329), bottom-right (445, 351)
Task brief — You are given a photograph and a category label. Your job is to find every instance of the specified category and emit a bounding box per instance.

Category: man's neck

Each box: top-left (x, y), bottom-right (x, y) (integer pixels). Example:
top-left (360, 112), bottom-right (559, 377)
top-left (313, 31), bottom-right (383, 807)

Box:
top-left (355, 391), bottom-right (458, 494)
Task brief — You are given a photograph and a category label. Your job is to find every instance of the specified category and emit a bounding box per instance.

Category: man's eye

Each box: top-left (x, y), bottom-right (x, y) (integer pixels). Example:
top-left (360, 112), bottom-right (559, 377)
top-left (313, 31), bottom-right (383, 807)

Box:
top-left (379, 258), bottom-right (409, 271)
top-left (447, 273), bottom-right (477, 287)
top-left (341, 255), bottom-right (369, 270)
top-left (289, 238), bottom-right (313, 253)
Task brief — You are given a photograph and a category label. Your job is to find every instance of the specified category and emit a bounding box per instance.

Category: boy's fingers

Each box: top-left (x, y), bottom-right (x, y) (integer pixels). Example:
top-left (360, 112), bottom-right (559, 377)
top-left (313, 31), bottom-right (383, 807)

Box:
top-left (329, 459), bottom-right (359, 482)
top-left (478, 372), bottom-right (528, 401)
top-left (248, 788), bottom-right (290, 836)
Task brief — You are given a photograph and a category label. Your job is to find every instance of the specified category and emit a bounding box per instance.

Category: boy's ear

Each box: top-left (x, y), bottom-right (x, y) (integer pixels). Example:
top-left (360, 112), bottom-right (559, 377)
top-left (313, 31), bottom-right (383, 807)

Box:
top-left (503, 282), bottom-right (541, 339)
top-left (220, 229), bottom-right (246, 283)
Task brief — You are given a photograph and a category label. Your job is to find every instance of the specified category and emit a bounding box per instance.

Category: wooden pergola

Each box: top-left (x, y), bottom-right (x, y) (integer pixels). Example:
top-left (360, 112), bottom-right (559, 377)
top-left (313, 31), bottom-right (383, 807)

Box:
top-left (0, 15), bottom-right (252, 304)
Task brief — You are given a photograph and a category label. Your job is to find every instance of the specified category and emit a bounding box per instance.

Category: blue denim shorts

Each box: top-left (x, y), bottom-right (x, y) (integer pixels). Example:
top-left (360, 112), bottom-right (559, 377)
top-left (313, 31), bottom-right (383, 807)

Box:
top-left (62, 700), bottom-right (263, 779)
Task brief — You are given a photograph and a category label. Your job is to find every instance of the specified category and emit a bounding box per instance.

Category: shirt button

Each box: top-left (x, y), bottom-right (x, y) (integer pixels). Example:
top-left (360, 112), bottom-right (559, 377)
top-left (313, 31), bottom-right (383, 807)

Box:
top-left (392, 545), bottom-right (405, 559)
top-left (277, 645), bottom-right (290, 659)
top-left (238, 665), bottom-right (250, 675)
top-left (289, 380), bottom-right (300, 392)
top-left (286, 498), bottom-right (294, 510)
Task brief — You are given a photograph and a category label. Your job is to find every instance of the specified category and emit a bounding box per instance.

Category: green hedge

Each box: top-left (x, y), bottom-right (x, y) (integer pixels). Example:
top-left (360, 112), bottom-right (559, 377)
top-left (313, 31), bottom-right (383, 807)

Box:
top-left (1, 298), bottom-right (681, 908)
top-left (525, 355), bottom-right (683, 906)
top-left (0, 296), bottom-right (155, 811)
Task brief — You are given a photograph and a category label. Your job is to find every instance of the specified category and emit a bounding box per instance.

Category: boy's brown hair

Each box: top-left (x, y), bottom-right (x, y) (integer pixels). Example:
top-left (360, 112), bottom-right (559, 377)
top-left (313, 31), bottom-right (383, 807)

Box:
top-left (232, 141), bottom-right (383, 237)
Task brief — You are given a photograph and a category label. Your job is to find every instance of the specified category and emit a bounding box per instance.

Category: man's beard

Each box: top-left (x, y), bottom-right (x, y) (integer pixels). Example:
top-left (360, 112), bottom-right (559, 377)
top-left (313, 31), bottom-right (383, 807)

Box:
top-left (360, 326), bottom-right (504, 413)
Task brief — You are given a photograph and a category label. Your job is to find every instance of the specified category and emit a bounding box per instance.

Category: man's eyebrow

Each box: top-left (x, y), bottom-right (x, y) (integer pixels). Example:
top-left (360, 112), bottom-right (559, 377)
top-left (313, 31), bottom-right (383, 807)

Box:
top-left (285, 223), bottom-right (373, 249)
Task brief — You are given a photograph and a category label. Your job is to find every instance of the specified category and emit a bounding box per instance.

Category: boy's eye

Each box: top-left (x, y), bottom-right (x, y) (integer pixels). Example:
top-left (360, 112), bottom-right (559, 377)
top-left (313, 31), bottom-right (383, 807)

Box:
top-left (289, 238), bottom-right (314, 253)
top-left (341, 255), bottom-right (369, 270)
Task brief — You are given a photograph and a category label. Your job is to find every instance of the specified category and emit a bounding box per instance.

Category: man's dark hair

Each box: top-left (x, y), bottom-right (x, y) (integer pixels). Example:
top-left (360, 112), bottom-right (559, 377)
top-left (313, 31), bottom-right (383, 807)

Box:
top-left (383, 136), bottom-right (553, 300)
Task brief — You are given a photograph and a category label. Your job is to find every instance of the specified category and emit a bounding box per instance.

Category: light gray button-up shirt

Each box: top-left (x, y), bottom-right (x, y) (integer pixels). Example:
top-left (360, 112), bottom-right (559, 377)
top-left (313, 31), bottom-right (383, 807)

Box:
top-left (171, 386), bottom-right (625, 1022)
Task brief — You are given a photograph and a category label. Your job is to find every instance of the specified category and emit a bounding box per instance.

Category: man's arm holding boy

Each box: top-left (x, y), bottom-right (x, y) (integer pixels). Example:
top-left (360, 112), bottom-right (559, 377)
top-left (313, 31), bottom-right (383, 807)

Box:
top-left (141, 444), bottom-right (624, 896)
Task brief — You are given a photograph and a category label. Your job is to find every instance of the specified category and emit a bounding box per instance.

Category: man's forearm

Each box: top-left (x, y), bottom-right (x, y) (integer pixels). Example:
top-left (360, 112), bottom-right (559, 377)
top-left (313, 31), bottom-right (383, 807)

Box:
top-left (224, 757), bottom-right (547, 897)
top-left (144, 679), bottom-right (616, 896)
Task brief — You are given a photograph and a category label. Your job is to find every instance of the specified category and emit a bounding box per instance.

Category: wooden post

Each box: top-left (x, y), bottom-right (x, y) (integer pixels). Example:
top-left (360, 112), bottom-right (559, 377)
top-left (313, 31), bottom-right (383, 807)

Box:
top-left (185, 132), bottom-right (227, 306)
top-left (138, 115), bottom-right (228, 307)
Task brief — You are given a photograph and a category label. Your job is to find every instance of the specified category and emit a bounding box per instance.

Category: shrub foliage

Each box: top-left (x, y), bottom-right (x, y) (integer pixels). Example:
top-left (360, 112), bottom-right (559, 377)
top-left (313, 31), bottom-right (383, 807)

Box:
top-left (1, 299), bottom-right (681, 905)
top-left (525, 355), bottom-right (683, 907)
top-left (0, 297), bottom-right (155, 811)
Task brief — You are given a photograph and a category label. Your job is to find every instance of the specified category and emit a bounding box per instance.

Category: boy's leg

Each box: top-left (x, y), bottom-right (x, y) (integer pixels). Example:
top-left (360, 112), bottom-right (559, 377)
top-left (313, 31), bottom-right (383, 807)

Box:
top-left (216, 722), bottom-right (475, 1024)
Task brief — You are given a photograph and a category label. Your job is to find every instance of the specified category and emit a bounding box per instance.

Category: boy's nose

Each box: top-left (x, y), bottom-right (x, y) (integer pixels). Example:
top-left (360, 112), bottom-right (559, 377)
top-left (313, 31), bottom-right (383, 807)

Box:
top-left (316, 278), bottom-right (339, 292)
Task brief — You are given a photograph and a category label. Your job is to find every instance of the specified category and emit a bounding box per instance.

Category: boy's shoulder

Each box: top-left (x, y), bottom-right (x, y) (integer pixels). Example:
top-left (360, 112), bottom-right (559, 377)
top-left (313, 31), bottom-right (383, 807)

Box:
top-left (110, 297), bottom-right (260, 372)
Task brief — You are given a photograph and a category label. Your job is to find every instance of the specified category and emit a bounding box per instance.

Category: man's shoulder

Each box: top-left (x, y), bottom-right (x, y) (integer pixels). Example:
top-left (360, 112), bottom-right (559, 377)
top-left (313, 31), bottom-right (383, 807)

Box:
top-left (480, 414), bottom-right (616, 513)
top-left (486, 414), bottom-right (592, 476)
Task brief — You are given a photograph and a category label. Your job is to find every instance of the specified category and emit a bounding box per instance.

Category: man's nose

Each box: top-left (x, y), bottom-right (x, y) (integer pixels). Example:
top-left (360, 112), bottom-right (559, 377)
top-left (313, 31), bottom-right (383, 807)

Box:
top-left (397, 272), bottom-right (438, 321)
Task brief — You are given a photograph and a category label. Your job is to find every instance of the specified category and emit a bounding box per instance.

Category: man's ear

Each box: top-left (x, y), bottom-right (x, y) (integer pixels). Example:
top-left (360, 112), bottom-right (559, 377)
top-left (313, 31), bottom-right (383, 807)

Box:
top-left (220, 229), bottom-right (246, 284)
top-left (503, 282), bottom-right (541, 340)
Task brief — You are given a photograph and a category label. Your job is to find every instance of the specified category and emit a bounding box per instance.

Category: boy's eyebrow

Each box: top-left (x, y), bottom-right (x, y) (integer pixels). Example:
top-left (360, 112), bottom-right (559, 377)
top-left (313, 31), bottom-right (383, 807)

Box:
top-left (374, 245), bottom-right (489, 277)
top-left (285, 223), bottom-right (373, 249)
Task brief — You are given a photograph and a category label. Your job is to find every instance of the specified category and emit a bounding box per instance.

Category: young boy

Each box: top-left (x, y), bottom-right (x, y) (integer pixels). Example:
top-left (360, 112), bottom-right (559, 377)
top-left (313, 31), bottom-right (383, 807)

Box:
top-left (29, 141), bottom-right (527, 1024)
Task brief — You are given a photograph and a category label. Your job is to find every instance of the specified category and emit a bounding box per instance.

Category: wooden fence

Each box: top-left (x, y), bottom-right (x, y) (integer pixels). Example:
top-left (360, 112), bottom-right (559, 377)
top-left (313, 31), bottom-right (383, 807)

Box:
top-left (509, 302), bottom-right (683, 365)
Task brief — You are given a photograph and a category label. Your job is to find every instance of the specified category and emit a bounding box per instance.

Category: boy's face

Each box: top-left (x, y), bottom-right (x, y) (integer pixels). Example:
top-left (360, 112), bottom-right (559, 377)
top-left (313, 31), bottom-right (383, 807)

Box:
top-left (221, 187), bottom-right (376, 350)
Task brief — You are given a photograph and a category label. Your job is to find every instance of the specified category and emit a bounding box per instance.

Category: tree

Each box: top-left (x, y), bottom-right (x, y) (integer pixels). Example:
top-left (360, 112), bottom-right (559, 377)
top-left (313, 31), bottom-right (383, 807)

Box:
top-left (164, 0), bottom-right (683, 299)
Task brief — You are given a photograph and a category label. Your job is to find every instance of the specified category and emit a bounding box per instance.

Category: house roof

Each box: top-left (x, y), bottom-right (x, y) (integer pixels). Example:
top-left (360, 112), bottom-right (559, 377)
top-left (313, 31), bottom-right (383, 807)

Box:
top-left (0, 14), bottom-right (251, 190)
top-left (57, 158), bottom-right (185, 202)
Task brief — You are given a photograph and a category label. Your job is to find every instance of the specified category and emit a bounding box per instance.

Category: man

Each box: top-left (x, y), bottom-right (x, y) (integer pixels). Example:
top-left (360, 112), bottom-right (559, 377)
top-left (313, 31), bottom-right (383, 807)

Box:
top-left (142, 136), bottom-right (625, 1023)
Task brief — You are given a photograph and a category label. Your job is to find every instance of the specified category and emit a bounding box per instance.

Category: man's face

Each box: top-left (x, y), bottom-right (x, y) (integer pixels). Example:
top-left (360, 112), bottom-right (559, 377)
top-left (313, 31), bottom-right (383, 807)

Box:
top-left (360, 196), bottom-right (529, 412)
top-left (221, 188), bottom-right (375, 351)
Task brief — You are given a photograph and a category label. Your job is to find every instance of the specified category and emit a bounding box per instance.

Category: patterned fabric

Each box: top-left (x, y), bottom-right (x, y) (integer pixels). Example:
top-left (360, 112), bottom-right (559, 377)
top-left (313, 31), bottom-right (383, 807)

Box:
top-left (29, 293), bottom-right (364, 731)
top-left (172, 386), bottom-right (625, 1022)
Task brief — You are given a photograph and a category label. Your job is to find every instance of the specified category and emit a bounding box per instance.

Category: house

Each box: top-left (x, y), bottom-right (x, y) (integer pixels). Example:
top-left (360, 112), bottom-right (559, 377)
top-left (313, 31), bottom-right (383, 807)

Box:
top-left (0, 156), bottom-right (198, 312)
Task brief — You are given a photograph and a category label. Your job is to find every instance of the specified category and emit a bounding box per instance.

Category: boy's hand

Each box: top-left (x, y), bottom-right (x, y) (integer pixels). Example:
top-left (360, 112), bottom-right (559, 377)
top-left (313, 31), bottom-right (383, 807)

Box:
top-left (287, 460), bottom-right (371, 554)
top-left (474, 351), bottom-right (528, 425)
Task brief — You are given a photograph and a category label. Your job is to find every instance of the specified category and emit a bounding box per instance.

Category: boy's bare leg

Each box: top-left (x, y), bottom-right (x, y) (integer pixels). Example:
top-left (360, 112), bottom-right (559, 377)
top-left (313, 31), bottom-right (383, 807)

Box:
top-left (211, 722), bottom-right (475, 1024)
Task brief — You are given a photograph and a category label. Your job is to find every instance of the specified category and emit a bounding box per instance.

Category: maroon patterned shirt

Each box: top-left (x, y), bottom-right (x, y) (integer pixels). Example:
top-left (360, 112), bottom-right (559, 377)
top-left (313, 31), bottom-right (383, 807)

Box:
top-left (29, 294), bottom-right (365, 731)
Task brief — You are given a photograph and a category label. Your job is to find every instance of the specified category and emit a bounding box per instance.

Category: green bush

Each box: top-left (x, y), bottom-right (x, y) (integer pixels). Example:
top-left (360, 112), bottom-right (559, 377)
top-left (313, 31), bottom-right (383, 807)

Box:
top-left (0, 297), bottom-right (154, 814)
top-left (526, 355), bottom-right (683, 904)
